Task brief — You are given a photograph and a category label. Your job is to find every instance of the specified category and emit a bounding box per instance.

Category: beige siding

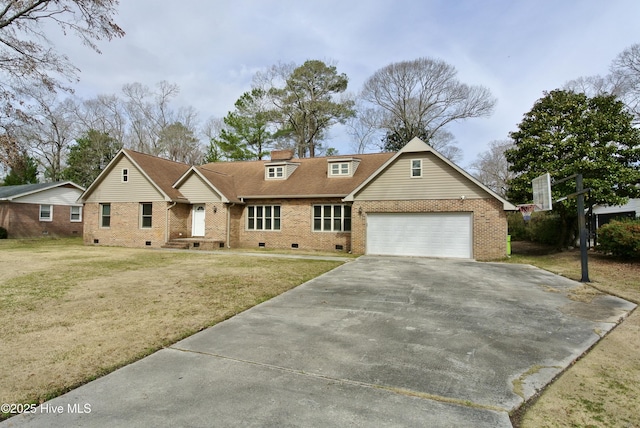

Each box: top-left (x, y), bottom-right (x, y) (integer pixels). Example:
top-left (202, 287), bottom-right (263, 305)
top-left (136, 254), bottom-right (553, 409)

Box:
top-left (356, 153), bottom-right (490, 200)
top-left (84, 157), bottom-right (165, 203)
top-left (177, 174), bottom-right (222, 203)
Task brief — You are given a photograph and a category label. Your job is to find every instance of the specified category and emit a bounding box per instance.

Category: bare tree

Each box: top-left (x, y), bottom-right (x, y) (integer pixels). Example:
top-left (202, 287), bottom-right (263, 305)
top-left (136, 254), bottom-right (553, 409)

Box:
top-left (427, 130), bottom-right (462, 164)
top-left (121, 81), bottom-right (180, 155)
top-left (157, 122), bottom-right (201, 164)
top-left (14, 89), bottom-right (77, 180)
top-left (360, 57), bottom-right (496, 151)
top-left (345, 100), bottom-right (384, 154)
top-left (564, 43), bottom-right (640, 124)
top-left (469, 139), bottom-right (515, 198)
top-left (610, 43), bottom-right (640, 122)
top-left (72, 94), bottom-right (128, 144)
top-left (0, 0), bottom-right (124, 120)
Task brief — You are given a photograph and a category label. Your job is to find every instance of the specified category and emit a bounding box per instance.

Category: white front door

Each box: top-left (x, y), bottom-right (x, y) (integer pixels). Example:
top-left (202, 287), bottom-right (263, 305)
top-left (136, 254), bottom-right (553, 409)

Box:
top-left (192, 204), bottom-right (206, 236)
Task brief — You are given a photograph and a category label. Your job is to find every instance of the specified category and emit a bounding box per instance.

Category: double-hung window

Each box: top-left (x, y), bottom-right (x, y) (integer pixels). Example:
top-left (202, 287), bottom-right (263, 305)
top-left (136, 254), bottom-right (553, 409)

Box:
top-left (247, 205), bottom-right (281, 231)
top-left (140, 203), bottom-right (152, 228)
top-left (313, 205), bottom-right (351, 232)
top-left (100, 203), bottom-right (111, 228)
top-left (411, 159), bottom-right (422, 178)
top-left (70, 206), bottom-right (82, 222)
top-left (39, 204), bottom-right (52, 222)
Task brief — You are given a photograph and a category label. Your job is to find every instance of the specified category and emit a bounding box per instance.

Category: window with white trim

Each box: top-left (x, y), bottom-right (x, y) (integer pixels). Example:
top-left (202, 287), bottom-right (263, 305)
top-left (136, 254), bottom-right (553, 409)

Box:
top-left (122, 168), bottom-right (129, 182)
top-left (411, 159), bottom-right (422, 177)
top-left (313, 205), bottom-right (351, 232)
top-left (140, 203), bottom-right (152, 228)
top-left (39, 204), bottom-right (52, 222)
top-left (100, 203), bottom-right (111, 228)
top-left (70, 206), bottom-right (82, 222)
top-left (247, 205), bottom-right (281, 231)
top-left (266, 166), bottom-right (284, 179)
top-left (330, 162), bottom-right (350, 176)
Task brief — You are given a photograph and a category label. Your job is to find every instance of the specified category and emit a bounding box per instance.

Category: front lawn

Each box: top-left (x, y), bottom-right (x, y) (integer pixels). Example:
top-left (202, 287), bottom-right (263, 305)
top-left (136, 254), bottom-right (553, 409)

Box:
top-left (507, 243), bottom-right (640, 427)
top-left (0, 238), bottom-right (343, 418)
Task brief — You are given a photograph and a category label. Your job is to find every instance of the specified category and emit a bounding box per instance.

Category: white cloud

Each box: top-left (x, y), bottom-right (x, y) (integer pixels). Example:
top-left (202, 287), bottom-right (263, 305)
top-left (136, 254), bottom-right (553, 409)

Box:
top-left (39, 0), bottom-right (640, 164)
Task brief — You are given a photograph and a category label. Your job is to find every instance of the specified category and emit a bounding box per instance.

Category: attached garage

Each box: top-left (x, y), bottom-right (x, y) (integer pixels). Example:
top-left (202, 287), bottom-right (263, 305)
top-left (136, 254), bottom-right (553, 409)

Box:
top-left (366, 212), bottom-right (473, 259)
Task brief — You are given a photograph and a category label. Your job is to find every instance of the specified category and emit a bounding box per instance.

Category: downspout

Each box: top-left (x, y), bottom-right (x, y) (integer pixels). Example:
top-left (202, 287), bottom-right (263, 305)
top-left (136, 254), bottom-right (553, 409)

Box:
top-left (226, 203), bottom-right (235, 248)
top-left (166, 202), bottom-right (177, 244)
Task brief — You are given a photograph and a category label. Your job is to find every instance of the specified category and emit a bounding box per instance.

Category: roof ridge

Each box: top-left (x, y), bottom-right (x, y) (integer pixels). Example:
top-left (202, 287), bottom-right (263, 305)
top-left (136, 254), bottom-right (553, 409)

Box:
top-left (123, 148), bottom-right (190, 167)
top-left (196, 165), bottom-right (234, 177)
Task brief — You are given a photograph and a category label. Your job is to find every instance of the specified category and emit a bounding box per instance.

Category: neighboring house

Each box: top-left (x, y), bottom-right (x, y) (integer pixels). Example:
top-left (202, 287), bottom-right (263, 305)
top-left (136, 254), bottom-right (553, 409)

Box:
top-left (0, 182), bottom-right (85, 238)
top-left (592, 199), bottom-right (640, 228)
top-left (79, 138), bottom-right (517, 260)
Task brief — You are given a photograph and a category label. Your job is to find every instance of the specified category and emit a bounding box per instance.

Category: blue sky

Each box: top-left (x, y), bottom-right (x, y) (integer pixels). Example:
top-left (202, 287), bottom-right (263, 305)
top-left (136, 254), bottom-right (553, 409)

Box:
top-left (60, 0), bottom-right (640, 167)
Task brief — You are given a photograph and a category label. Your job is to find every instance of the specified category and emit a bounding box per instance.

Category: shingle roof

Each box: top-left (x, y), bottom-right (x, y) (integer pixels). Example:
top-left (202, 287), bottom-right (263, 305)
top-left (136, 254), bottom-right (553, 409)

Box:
top-left (123, 149), bottom-right (191, 201)
top-left (0, 182), bottom-right (83, 200)
top-left (197, 152), bottom-right (394, 200)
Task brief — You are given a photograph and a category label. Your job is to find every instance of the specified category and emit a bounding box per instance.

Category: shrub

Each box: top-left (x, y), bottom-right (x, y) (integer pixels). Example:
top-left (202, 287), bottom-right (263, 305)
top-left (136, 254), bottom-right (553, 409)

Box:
top-left (597, 219), bottom-right (640, 259)
top-left (510, 211), bottom-right (565, 246)
top-left (507, 212), bottom-right (529, 241)
top-left (528, 212), bottom-right (565, 246)
top-left (0, 226), bottom-right (7, 239)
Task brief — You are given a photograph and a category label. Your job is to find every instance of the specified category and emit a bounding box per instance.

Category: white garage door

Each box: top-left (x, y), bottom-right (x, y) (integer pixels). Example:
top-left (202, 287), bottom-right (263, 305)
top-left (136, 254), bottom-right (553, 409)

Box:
top-left (366, 212), bottom-right (473, 258)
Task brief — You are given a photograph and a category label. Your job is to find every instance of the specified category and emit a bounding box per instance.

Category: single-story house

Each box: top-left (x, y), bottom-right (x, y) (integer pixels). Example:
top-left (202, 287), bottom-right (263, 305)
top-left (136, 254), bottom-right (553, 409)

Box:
top-left (79, 138), bottom-right (516, 260)
top-left (0, 181), bottom-right (85, 238)
top-left (592, 199), bottom-right (640, 228)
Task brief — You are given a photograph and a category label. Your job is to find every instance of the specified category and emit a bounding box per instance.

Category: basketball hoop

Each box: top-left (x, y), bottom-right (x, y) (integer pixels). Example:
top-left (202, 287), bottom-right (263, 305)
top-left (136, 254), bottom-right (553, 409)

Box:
top-left (518, 204), bottom-right (537, 222)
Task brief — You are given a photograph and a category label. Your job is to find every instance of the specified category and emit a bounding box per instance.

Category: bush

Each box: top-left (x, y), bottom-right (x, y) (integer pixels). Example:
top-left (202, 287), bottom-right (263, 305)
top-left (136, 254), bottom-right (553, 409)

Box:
top-left (597, 219), bottom-right (640, 259)
top-left (507, 212), bottom-right (529, 241)
top-left (0, 226), bottom-right (7, 239)
top-left (528, 212), bottom-right (565, 246)
top-left (509, 211), bottom-right (565, 246)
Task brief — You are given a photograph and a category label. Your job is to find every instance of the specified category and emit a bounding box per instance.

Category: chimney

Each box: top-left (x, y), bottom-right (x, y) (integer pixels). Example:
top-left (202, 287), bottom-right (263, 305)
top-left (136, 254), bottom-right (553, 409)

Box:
top-left (270, 149), bottom-right (294, 161)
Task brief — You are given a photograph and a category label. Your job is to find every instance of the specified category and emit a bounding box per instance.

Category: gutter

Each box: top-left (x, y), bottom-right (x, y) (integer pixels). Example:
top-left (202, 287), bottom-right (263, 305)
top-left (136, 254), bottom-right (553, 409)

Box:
top-left (237, 194), bottom-right (347, 199)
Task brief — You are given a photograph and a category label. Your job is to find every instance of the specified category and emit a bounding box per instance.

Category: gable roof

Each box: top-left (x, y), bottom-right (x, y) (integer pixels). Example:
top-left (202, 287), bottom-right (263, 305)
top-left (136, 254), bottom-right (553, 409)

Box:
top-left (0, 181), bottom-right (84, 201)
top-left (197, 152), bottom-right (394, 199)
top-left (78, 139), bottom-right (516, 210)
top-left (344, 138), bottom-right (517, 210)
top-left (173, 166), bottom-right (240, 203)
top-left (79, 149), bottom-right (191, 202)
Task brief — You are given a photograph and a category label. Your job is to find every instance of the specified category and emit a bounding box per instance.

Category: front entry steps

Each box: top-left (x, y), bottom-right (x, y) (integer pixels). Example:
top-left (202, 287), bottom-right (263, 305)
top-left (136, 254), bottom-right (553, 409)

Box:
top-left (162, 238), bottom-right (225, 251)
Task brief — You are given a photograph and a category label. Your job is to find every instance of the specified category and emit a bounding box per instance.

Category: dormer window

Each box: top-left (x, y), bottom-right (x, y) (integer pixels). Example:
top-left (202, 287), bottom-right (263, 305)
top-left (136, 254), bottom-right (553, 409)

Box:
top-left (328, 158), bottom-right (360, 178)
top-left (267, 166), bottom-right (284, 179)
top-left (265, 160), bottom-right (299, 180)
top-left (330, 162), bottom-right (350, 176)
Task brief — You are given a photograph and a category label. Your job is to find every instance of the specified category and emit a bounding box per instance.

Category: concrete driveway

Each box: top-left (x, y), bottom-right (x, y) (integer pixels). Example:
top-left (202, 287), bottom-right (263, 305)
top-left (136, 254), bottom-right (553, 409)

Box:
top-left (2, 256), bottom-right (634, 427)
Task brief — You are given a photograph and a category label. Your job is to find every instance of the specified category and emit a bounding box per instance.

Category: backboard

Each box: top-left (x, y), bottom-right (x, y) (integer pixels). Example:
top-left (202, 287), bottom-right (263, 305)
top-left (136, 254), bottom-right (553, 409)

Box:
top-left (532, 173), bottom-right (552, 211)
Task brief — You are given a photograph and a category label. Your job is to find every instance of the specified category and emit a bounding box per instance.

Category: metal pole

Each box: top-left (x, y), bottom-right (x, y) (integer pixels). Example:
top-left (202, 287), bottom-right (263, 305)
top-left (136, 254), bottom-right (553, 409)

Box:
top-left (576, 174), bottom-right (590, 282)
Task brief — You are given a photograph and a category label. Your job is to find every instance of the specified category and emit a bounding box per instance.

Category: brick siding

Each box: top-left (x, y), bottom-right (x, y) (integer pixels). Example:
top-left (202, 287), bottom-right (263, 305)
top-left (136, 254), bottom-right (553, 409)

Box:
top-left (0, 202), bottom-right (83, 238)
top-left (83, 202), bottom-right (167, 248)
top-left (83, 198), bottom-right (507, 260)
top-left (236, 198), bottom-right (351, 252)
top-left (350, 199), bottom-right (508, 260)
